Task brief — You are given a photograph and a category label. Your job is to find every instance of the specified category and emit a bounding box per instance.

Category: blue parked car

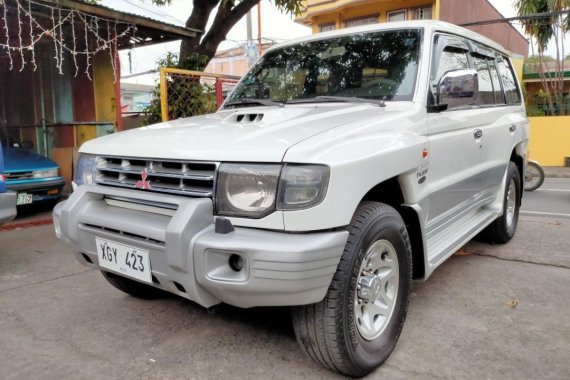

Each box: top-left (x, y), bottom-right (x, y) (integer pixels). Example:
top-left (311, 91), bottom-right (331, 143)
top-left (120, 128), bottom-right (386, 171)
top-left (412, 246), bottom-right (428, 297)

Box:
top-left (0, 143), bottom-right (17, 223)
top-left (1, 142), bottom-right (65, 207)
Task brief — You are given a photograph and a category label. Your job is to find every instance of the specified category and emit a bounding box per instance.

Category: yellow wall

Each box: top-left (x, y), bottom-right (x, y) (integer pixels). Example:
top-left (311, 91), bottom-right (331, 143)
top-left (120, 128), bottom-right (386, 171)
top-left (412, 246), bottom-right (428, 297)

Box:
top-left (528, 116), bottom-right (570, 166)
top-left (511, 57), bottom-right (524, 84)
top-left (93, 51), bottom-right (117, 123)
top-left (297, 0), bottom-right (438, 33)
top-left (76, 52), bottom-right (118, 147)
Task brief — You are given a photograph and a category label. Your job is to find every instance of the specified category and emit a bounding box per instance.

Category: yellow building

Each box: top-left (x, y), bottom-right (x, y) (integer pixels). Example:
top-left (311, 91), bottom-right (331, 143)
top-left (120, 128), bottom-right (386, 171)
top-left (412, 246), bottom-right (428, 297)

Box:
top-left (296, 0), bottom-right (528, 58)
top-left (297, 0), bottom-right (437, 33)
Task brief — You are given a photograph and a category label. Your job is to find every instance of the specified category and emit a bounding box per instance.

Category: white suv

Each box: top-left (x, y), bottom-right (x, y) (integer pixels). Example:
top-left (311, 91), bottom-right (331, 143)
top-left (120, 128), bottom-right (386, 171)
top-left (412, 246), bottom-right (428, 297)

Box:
top-left (54, 20), bottom-right (528, 377)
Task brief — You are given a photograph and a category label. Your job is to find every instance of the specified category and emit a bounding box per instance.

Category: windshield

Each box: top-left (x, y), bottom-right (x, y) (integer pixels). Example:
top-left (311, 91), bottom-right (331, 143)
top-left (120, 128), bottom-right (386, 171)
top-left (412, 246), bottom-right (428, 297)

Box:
top-left (225, 29), bottom-right (421, 105)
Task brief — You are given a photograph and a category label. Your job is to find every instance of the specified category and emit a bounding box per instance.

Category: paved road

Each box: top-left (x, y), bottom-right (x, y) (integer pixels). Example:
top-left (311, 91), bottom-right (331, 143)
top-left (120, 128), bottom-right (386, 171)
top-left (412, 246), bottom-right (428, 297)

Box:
top-left (522, 178), bottom-right (570, 218)
top-left (1, 215), bottom-right (569, 379)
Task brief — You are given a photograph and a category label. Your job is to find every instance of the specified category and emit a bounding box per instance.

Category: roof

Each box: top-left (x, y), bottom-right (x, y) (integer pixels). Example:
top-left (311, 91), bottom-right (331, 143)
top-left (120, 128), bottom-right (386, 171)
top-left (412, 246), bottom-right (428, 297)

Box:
top-left (39, 0), bottom-right (199, 40)
top-left (97, 0), bottom-right (186, 28)
top-left (267, 20), bottom-right (510, 56)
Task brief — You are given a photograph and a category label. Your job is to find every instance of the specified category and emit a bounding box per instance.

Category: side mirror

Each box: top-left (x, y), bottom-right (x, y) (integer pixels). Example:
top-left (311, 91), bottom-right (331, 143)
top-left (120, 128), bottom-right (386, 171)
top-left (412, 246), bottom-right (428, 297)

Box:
top-left (435, 69), bottom-right (478, 111)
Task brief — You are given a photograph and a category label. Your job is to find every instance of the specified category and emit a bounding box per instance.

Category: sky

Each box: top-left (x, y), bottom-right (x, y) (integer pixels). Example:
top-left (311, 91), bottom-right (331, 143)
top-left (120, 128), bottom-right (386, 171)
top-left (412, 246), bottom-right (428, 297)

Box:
top-left (119, 0), bottom-right (568, 85)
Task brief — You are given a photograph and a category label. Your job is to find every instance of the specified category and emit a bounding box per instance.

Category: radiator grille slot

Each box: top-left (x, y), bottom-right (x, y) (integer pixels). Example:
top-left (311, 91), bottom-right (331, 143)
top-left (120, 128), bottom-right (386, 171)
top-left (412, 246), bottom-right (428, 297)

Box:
top-left (82, 223), bottom-right (165, 246)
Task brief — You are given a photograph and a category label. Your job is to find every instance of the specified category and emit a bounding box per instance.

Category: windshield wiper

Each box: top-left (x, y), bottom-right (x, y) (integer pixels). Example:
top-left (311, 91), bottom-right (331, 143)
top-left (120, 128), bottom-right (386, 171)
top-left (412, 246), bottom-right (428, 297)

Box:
top-left (224, 98), bottom-right (284, 108)
top-left (289, 96), bottom-right (386, 107)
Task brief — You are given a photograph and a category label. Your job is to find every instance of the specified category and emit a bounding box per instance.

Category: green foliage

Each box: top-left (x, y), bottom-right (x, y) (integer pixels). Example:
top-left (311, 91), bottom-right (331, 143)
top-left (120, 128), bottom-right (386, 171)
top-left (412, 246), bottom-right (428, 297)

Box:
top-left (515, 0), bottom-right (570, 52)
top-left (273, 0), bottom-right (304, 16)
top-left (178, 53), bottom-right (210, 71)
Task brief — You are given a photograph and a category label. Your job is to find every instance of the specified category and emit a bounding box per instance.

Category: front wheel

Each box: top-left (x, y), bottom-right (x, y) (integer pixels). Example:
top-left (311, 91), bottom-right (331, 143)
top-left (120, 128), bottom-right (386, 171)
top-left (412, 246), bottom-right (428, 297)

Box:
top-left (292, 202), bottom-right (412, 377)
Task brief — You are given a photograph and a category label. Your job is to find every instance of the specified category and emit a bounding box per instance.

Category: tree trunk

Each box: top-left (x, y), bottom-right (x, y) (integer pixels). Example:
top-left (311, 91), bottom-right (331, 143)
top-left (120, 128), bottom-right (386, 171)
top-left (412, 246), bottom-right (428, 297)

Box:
top-left (178, 0), bottom-right (261, 70)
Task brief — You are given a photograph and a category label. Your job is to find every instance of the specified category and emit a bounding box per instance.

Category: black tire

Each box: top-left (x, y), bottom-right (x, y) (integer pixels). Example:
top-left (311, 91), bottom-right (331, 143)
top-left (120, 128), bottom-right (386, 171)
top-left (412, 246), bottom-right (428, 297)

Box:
top-left (524, 161), bottom-right (544, 191)
top-left (101, 271), bottom-right (165, 300)
top-left (292, 202), bottom-right (412, 377)
top-left (482, 162), bottom-right (521, 244)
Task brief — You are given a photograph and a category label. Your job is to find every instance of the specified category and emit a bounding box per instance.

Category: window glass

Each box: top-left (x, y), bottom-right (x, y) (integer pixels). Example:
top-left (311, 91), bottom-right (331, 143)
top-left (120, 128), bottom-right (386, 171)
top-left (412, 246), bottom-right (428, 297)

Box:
top-left (320, 24), bottom-right (335, 32)
top-left (413, 6), bottom-right (432, 20)
top-left (345, 16), bottom-right (378, 28)
top-left (226, 30), bottom-right (421, 103)
top-left (488, 59), bottom-right (505, 104)
top-left (433, 47), bottom-right (469, 85)
top-left (497, 56), bottom-right (522, 104)
top-left (388, 10), bottom-right (406, 22)
top-left (473, 56), bottom-right (494, 105)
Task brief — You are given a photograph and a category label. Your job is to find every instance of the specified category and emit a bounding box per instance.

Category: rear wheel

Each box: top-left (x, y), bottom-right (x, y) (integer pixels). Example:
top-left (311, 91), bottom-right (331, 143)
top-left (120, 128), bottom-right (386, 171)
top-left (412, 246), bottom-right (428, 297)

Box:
top-left (292, 202), bottom-right (412, 377)
top-left (482, 162), bottom-right (521, 243)
top-left (101, 271), bottom-right (165, 300)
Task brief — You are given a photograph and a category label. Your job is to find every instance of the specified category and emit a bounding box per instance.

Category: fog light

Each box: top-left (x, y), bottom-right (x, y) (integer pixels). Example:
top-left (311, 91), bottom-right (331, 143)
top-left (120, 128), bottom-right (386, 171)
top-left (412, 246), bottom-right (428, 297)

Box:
top-left (228, 254), bottom-right (244, 272)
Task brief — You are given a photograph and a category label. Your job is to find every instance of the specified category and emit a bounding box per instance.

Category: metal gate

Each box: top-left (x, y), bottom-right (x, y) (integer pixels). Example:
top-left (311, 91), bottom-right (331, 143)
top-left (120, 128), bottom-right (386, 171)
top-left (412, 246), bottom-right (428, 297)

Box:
top-left (159, 68), bottom-right (240, 122)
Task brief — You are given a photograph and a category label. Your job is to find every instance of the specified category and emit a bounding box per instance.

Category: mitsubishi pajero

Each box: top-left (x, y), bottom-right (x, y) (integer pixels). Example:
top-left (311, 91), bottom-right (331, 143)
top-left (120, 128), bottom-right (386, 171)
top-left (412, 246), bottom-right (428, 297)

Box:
top-left (54, 21), bottom-right (528, 377)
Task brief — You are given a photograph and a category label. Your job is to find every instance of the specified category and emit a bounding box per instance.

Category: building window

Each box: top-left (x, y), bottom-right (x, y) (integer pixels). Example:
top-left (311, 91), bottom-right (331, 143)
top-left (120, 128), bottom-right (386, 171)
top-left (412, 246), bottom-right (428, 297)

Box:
top-left (413, 6), bottom-right (432, 20)
top-left (344, 15), bottom-right (378, 28)
top-left (319, 23), bottom-right (336, 32)
top-left (387, 10), bottom-right (406, 22)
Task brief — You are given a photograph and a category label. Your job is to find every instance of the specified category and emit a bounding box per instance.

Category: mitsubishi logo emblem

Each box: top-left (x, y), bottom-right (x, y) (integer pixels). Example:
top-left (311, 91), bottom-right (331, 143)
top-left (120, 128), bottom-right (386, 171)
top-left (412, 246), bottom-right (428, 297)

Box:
top-left (135, 169), bottom-right (151, 190)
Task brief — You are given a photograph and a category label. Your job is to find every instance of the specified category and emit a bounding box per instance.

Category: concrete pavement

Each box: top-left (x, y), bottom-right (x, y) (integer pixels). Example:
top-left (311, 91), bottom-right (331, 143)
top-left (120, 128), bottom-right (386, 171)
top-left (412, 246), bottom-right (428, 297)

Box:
top-left (1, 215), bottom-right (569, 379)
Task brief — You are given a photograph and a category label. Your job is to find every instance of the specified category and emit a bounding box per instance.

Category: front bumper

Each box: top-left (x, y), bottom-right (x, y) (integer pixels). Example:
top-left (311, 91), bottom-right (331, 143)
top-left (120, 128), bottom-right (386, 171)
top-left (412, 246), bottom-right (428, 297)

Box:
top-left (0, 191), bottom-right (17, 224)
top-left (53, 185), bottom-right (348, 308)
top-left (8, 177), bottom-right (64, 203)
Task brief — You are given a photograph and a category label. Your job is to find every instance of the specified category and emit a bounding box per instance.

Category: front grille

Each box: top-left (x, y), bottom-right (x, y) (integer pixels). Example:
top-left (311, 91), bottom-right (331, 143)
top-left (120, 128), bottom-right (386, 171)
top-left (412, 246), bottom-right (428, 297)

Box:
top-left (95, 156), bottom-right (218, 197)
top-left (5, 171), bottom-right (33, 180)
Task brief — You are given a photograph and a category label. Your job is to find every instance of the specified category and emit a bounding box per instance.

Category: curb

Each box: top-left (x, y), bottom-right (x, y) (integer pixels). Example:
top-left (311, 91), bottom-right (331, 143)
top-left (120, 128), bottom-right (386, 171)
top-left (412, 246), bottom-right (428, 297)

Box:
top-left (543, 166), bottom-right (570, 179)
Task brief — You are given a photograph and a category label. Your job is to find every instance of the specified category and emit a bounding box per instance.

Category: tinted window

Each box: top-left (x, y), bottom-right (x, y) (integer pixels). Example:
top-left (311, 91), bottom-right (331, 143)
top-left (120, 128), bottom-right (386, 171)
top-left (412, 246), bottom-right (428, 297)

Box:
top-left (473, 56), bottom-right (494, 105)
top-left (497, 56), bottom-right (522, 104)
top-left (488, 59), bottom-right (505, 104)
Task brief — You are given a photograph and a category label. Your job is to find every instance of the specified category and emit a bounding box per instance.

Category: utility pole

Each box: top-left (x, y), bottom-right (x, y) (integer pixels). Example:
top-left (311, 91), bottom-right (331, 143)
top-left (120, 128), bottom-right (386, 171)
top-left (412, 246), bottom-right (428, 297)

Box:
top-left (257, 2), bottom-right (262, 52)
top-left (246, 9), bottom-right (253, 40)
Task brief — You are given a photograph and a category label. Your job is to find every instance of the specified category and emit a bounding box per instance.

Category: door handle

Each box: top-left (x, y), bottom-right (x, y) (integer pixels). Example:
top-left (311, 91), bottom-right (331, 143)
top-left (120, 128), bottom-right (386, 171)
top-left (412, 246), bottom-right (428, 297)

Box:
top-left (474, 129), bottom-right (483, 139)
top-left (509, 124), bottom-right (517, 132)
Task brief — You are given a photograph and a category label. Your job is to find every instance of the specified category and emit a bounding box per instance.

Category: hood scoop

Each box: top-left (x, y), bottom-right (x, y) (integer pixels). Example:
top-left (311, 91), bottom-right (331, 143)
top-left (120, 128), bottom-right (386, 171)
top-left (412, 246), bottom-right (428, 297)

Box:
top-left (232, 113), bottom-right (264, 123)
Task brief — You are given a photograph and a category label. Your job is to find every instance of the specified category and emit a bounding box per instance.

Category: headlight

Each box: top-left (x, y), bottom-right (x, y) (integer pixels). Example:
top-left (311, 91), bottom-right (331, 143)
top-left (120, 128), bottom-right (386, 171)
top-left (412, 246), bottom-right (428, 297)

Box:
top-left (33, 168), bottom-right (58, 178)
top-left (277, 165), bottom-right (329, 210)
top-left (215, 163), bottom-right (329, 218)
top-left (216, 163), bottom-right (281, 218)
top-left (73, 154), bottom-right (97, 187)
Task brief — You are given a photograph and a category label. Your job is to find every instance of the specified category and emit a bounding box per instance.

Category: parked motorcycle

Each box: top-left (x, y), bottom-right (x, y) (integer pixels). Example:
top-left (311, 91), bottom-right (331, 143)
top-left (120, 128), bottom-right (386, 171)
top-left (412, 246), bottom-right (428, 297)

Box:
top-left (524, 160), bottom-right (545, 191)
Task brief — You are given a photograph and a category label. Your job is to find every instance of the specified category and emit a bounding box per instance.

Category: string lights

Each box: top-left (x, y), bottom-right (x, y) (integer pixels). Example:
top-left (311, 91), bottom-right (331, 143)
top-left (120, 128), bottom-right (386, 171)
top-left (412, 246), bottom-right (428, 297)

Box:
top-left (0, 0), bottom-right (136, 81)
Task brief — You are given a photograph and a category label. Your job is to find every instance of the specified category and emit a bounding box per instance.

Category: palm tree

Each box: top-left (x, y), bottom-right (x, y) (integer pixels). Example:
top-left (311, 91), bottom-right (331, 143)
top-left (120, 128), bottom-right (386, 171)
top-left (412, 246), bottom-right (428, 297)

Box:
top-left (516, 0), bottom-right (570, 114)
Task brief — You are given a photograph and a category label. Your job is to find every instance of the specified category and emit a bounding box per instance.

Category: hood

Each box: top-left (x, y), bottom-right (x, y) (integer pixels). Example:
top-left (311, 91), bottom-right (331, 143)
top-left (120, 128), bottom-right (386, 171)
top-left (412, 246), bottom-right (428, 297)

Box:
top-left (2, 148), bottom-right (59, 172)
top-left (80, 104), bottom-right (389, 162)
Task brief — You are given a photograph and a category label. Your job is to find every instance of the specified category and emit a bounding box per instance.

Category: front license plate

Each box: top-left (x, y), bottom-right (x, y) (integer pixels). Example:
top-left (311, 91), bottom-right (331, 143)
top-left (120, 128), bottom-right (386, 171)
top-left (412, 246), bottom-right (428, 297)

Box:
top-left (16, 193), bottom-right (33, 205)
top-left (95, 238), bottom-right (152, 284)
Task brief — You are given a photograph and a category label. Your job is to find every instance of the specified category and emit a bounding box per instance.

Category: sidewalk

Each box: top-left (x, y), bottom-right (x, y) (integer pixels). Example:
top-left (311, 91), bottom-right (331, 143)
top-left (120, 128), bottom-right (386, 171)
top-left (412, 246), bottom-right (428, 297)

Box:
top-left (544, 166), bottom-right (570, 178)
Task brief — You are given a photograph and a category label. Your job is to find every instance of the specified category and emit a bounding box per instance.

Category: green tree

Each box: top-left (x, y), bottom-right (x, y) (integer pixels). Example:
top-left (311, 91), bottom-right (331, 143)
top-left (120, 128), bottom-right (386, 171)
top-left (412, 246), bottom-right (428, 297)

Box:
top-left (516, 0), bottom-right (570, 114)
top-left (151, 0), bottom-right (305, 70)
